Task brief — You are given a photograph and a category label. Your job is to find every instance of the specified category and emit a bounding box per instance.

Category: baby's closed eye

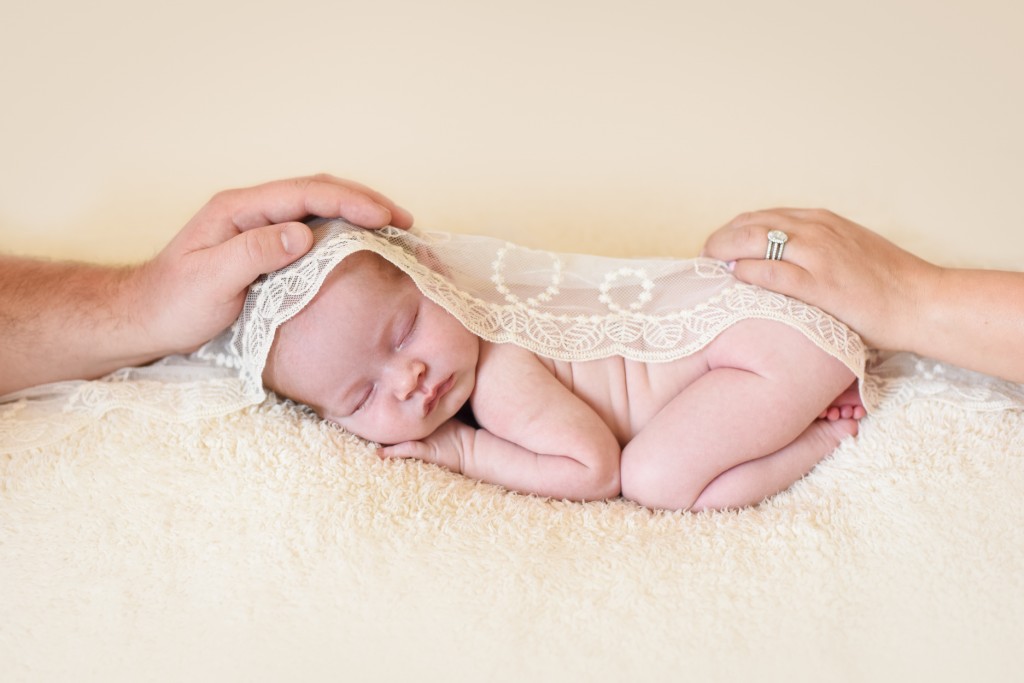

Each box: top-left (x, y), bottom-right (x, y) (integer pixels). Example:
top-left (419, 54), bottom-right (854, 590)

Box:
top-left (396, 307), bottom-right (419, 350)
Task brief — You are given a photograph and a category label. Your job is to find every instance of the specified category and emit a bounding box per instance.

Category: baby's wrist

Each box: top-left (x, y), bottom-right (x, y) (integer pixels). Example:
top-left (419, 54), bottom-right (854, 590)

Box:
top-left (454, 423), bottom-right (477, 475)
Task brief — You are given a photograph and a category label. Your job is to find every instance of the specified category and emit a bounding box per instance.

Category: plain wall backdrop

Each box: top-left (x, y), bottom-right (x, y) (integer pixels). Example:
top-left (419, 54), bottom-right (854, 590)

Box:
top-left (1, 0), bottom-right (1021, 270)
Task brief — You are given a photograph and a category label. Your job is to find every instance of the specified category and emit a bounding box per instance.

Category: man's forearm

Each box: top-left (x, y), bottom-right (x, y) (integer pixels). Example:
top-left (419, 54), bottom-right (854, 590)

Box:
top-left (0, 256), bottom-right (162, 395)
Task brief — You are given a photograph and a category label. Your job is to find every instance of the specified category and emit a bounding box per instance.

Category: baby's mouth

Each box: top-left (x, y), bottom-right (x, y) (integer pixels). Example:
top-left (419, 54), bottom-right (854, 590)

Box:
top-left (423, 374), bottom-right (455, 417)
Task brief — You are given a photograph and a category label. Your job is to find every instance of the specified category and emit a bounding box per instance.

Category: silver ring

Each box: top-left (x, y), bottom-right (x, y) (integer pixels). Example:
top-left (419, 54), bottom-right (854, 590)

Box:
top-left (764, 229), bottom-right (788, 260)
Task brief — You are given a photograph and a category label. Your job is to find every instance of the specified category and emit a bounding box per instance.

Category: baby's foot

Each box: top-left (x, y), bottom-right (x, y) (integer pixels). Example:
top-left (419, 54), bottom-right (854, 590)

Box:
top-left (819, 381), bottom-right (867, 421)
top-left (812, 416), bottom-right (859, 443)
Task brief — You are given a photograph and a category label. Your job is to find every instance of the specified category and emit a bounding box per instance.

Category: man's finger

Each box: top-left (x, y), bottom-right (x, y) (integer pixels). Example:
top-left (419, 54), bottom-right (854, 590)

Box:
top-left (205, 222), bottom-right (314, 296)
top-left (211, 175), bottom-right (413, 232)
top-left (314, 174), bottom-right (415, 228)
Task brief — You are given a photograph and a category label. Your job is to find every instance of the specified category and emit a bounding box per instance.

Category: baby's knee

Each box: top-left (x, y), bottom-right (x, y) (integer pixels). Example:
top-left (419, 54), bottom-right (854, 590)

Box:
top-left (619, 452), bottom-right (699, 512)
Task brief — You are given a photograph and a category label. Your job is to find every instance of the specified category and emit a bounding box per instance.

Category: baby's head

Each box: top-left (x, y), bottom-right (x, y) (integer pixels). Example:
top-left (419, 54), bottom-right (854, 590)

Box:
top-left (262, 250), bottom-right (480, 444)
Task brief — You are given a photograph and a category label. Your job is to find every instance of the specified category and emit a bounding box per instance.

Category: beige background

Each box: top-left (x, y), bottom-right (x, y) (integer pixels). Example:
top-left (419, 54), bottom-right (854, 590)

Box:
top-left (2, 4), bottom-right (1024, 682)
top-left (1, 0), bottom-right (1021, 269)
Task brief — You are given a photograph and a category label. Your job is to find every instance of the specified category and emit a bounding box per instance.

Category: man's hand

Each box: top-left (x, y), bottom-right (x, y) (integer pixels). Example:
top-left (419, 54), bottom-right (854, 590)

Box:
top-left (0, 174), bottom-right (413, 395)
top-left (133, 174), bottom-right (414, 356)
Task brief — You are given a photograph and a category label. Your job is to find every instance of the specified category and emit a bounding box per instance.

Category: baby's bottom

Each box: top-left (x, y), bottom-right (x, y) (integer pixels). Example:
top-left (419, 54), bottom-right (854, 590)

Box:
top-left (619, 319), bottom-right (862, 512)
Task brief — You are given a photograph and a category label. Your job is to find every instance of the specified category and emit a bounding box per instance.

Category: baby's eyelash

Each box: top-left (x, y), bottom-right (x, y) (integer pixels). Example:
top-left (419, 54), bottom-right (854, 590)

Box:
top-left (353, 385), bottom-right (374, 413)
top-left (397, 309), bottom-right (419, 350)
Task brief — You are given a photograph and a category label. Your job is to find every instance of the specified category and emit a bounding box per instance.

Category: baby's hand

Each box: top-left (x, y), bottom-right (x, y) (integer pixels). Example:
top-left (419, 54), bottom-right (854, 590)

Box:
top-left (377, 419), bottom-right (471, 473)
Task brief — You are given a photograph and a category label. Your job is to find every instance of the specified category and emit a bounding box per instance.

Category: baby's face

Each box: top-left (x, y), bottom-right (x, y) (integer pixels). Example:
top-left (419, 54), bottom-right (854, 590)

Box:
top-left (263, 252), bottom-right (480, 444)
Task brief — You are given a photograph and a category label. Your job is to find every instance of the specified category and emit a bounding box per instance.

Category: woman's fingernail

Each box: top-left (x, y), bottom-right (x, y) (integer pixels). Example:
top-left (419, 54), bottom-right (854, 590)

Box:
top-left (727, 260), bottom-right (737, 271)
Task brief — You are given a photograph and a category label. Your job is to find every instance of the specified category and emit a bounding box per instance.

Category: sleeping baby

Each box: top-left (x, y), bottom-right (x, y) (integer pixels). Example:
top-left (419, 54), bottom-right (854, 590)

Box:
top-left (257, 228), bottom-right (866, 512)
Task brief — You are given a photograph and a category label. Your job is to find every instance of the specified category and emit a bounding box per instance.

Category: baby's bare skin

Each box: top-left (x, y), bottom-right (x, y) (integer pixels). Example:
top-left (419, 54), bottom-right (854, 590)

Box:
top-left (487, 317), bottom-right (860, 510)
top-left (537, 321), bottom-right (862, 445)
top-left (266, 253), bottom-right (863, 511)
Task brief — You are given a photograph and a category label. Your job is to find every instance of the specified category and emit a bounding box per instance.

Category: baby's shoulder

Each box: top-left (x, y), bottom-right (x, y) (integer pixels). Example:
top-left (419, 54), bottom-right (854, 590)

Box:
top-left (470, 343), bottom-right (579, 433)
top-left (476, 341), bottom-right (551, 381)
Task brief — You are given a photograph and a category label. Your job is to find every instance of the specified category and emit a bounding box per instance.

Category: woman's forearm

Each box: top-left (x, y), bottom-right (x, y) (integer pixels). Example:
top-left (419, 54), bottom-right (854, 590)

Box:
top-left (702, 209), bottom-right (1024, 383)
top-left (906, 267), bottom-right (1024, 383)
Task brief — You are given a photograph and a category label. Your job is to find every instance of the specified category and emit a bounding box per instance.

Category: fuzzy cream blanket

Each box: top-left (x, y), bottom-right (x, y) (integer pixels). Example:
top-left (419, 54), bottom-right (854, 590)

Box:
top-left (2, 384), bottom-right (1023, 682)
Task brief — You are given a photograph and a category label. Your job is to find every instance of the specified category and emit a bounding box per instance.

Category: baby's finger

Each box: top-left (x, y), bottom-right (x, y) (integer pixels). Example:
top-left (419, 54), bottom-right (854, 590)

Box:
top-left (377, 442), bottom-right (430, 461)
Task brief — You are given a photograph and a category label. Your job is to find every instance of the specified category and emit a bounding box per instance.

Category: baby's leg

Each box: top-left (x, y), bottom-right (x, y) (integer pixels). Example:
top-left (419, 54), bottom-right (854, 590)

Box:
top-left (619, 319), bottom-right (858, 511)
top-left (689, 419), bottom-right (857, 511)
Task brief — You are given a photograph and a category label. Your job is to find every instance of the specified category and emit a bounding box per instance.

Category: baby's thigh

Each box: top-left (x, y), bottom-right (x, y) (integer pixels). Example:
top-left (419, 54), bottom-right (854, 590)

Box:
top-left (708, 318), bottom-right (853, 385)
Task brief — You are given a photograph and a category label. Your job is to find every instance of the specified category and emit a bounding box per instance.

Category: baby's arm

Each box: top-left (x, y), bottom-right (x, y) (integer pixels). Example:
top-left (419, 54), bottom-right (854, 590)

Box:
top-left (381, 343), bottom-right (621, 501)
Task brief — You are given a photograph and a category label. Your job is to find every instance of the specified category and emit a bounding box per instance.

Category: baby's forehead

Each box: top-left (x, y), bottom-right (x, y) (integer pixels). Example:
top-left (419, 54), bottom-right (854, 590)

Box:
top-left (329, 249), bottom-right (405, 287)
top-left (266, 250), bottom-right (409, 381)
top-left (292, 250), bottom-right (409, 324)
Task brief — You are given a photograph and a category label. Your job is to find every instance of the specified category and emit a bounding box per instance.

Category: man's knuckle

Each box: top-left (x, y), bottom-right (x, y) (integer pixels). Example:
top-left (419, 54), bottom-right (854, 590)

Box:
top-left (243, 231), bottom-right (268, 265)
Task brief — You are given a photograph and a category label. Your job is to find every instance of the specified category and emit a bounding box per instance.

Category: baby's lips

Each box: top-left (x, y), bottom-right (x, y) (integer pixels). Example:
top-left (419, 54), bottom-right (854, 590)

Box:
top-left (422, 374), bottom-right (454, 417)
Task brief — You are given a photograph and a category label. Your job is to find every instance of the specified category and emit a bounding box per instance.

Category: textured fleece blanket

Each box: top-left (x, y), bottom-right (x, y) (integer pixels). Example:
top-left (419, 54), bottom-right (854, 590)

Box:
top-left (2, 387), bottom-right (1023, 682)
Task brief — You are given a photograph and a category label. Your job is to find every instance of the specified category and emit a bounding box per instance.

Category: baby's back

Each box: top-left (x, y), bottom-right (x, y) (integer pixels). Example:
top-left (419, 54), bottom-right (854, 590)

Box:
top-left (532, 317), bottom-right (837, 446)
top-left (535, 346), bottom-right (710, 446)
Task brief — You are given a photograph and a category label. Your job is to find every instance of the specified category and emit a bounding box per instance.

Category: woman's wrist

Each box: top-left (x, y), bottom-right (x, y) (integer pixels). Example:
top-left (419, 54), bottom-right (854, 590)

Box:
top-left (890, 260), bottom-right (946, 356)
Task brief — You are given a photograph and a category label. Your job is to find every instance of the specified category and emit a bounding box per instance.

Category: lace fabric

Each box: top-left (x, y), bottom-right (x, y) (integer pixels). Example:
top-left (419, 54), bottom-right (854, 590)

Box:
top-left (218, 219), bottom-right (868, 401)
top-left (2, 218), bottom-right (1022, 454)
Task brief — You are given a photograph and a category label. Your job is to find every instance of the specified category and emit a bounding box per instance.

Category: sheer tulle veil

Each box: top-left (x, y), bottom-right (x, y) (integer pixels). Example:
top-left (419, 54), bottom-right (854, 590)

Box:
top-left (3, 219), bottom-right (1021, 454)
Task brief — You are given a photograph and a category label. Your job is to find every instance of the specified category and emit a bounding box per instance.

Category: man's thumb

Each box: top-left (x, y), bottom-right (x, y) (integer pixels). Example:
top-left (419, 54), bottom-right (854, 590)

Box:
top-left (221, 223), bottom-right (314, 283)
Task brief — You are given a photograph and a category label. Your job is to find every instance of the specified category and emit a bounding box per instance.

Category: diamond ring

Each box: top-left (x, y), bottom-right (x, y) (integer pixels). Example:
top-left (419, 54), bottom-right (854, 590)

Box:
top-left (764, 230), bottom-right (788, 261)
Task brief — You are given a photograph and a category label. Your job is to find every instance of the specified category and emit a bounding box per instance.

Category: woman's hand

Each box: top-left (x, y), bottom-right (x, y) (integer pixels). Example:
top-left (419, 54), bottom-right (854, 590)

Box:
top-left (702, 208), bottom-right (940, 350)
top-left (703, 208), bottom-right (1024, 382)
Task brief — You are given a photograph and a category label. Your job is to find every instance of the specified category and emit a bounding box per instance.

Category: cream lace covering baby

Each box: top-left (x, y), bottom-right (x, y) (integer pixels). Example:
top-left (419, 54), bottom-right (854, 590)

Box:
top-left (2, 219), bottom-right (1023, 454)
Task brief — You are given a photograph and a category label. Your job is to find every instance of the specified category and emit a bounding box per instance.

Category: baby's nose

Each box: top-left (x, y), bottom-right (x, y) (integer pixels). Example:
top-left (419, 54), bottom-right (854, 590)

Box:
top-left (391, 358), bottom-right (427, 400)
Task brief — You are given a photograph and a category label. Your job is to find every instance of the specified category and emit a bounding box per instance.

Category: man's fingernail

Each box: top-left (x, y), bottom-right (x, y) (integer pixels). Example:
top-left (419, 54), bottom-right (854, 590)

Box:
top-left (281, 225), bottom-right (302, 254)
